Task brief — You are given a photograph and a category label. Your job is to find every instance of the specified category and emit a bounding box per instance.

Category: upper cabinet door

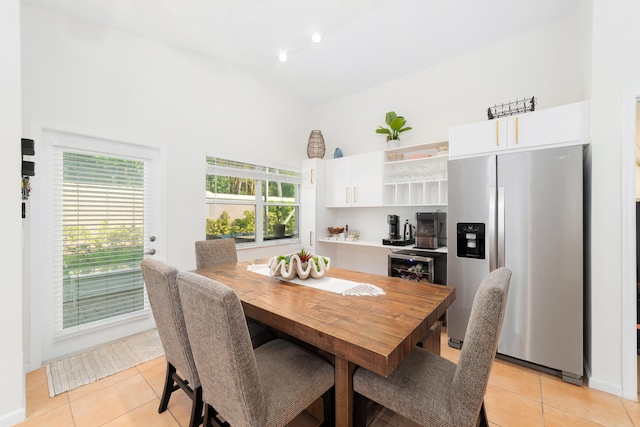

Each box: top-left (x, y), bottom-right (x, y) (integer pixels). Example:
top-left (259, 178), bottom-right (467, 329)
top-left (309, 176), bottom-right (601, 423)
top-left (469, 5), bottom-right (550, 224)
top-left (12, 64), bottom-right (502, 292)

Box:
top-left (351, 151), bottom-right (382, 207)
top-left (449, 118), bottom-right (507, 158)
top-left (325, 156), bottom-right (352, 207)
top-left (324, 152), bottom-right (383, 208)
top-left (505, 102), bottom-right (588, 150)
top-left (449, 101), bottom-right (590, 159)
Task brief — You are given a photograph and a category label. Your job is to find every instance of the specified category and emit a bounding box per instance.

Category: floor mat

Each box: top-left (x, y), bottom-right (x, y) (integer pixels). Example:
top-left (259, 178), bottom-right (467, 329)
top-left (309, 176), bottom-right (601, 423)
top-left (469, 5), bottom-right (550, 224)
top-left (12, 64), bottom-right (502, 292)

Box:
top-left (45, 329), bottom-right (164, 397)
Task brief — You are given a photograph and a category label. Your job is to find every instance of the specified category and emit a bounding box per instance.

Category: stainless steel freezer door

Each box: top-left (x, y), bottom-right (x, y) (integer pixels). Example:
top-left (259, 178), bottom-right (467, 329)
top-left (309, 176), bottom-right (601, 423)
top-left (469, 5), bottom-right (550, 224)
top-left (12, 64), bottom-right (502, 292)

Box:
top-left (497, 146), bottom-right (583, 378)
top-left (446, 155), bottom-right (496, 344)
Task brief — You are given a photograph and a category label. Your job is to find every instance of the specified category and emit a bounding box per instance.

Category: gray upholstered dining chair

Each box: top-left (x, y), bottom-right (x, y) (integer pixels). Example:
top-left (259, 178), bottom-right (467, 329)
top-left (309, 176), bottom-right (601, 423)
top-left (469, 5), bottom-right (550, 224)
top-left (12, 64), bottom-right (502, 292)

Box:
top-left (195, 238), bottom-right (237, 269)
top-left (177, 271), bottom-right (336, 427)
top-left (353, 267), bottom-right (512, 427)
top-left (141, 259), bottom-right (275, 427)
top-left (194, 238), bottom-right (274, 347)
top-left (141, 259), bottom-right (204, 427)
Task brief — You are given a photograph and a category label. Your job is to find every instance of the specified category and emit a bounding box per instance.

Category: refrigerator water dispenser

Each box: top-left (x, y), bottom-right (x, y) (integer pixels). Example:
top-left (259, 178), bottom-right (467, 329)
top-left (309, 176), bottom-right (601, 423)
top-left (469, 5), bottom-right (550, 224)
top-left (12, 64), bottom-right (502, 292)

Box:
top-left (456, 223), bottom-right (485, 259)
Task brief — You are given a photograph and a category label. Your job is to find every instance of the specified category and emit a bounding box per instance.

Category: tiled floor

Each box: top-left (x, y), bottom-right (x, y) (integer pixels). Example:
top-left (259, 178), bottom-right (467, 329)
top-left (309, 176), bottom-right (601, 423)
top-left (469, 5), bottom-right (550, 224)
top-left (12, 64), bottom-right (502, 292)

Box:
top-left (17, 330), bottom-right (640, 427)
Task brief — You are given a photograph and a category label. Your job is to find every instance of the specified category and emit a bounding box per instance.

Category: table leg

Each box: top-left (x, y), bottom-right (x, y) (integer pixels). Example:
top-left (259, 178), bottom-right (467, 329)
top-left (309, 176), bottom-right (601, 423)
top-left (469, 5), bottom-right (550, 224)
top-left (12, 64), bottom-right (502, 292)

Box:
top-left (334, 356), bottom-right (355, 427)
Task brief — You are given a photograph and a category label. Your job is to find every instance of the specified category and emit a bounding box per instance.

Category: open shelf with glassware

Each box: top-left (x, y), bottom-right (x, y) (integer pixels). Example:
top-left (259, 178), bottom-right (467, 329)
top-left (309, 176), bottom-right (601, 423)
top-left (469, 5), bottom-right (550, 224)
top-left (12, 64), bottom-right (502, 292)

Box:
top-left (383, 141), bottom-right (448, 206)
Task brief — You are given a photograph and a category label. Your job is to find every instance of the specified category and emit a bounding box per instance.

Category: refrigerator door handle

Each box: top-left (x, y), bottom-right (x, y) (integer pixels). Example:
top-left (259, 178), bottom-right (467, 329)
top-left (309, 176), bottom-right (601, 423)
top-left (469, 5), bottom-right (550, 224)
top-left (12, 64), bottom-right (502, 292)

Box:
top-left (497, 187), bottom-right (505, 268)
top-left (489, 186), bottom-right (497, 271)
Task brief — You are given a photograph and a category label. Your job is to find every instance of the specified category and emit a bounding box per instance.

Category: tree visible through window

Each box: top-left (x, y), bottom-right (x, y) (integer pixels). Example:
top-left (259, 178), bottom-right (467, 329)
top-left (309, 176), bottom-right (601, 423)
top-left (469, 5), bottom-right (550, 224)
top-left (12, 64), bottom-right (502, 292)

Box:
top-left (205, 157), bottom-right (300, 243)
top-left (59, 151), bottom-right (146, 329)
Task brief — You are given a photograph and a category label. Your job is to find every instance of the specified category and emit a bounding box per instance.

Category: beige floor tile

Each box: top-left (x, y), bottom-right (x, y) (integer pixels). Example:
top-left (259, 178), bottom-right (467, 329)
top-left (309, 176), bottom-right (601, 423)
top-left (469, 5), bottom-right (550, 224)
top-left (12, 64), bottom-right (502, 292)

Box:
top-left (541, 374), bottom-right (632, 427)
top-left (139, 359), bottom-right (170, 398)
top-left (622, 398), bottom-right (640, 426)
top-left (70, 374), bottom-right (157, 427)
top-left (25, 367), bottom-right (47, 393)
top-left (14, 403), bottom-right (74, 427)
top-left (25, 379), bottom-right (69, 418)
top-left (136, 355), bottom-right (166, 373)
top-left (484, 383), bottom-right (544, 426)
top-left (488, 358), bottom-right (542, 401)
top-left (439, 334), bottom-right (461, 364)
top-left (102, 399), bottom-right (180, 427)
top-left (165, 388), bottom-right (195, 426)
top-left (66, 366), bottom-right (140, 402)
top-left (543, 404), bottom-right (608, 426)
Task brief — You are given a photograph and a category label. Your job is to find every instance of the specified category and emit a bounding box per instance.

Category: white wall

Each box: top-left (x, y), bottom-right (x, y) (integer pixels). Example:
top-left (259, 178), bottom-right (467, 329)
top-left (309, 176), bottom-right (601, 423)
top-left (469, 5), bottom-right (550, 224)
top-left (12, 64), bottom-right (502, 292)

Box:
top-left (21, 5), bottom-right (311, 272)
top-left (589, 0), bottom-right (640, 397)
top-left (312, 11), bottom-right (591, 157)
top-left (0, 0), bottom-right (26, 425)
top-left (20, 4), bottom-right (310, 370)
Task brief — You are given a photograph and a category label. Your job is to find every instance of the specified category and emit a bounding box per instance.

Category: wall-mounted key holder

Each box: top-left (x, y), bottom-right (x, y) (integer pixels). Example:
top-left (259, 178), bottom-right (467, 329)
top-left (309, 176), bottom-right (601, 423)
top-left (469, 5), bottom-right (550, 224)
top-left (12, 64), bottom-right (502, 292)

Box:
top-left (21, 138), bottom-right (35, 218)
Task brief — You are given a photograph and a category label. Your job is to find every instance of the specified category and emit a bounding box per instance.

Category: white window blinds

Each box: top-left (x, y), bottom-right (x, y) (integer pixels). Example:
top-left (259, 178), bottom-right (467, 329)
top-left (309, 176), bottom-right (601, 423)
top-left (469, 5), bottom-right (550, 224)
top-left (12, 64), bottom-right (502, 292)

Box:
top-left (206, 157), bottom-right (301, 184)
top-left (52, 149), bottom-right (150, 333)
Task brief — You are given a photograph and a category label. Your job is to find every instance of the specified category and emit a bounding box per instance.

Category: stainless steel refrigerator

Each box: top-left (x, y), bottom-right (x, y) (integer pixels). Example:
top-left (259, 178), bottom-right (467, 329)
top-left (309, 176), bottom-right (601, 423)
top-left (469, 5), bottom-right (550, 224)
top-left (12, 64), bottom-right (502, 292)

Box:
top-left (447, 145), bottom-right (583, 384)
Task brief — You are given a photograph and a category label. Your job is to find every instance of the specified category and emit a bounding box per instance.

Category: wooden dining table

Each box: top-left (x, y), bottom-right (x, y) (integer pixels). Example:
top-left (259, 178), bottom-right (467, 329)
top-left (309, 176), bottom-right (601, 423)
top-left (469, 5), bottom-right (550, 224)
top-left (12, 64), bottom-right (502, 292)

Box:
top-left (195, 260), bottom-right (456, 427)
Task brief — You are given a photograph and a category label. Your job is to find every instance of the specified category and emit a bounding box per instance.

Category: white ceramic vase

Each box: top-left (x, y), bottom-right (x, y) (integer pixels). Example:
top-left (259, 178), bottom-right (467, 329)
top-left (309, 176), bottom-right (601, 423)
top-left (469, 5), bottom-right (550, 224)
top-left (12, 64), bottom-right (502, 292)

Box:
top-left (388, 139), bottom-right (400, 148)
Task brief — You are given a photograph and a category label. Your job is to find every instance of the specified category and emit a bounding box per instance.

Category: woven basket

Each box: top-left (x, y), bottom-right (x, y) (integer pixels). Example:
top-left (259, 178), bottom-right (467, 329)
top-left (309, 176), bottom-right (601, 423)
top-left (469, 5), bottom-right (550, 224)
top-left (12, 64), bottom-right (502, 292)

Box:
top-left (307, 130), bottom-right (326, 159)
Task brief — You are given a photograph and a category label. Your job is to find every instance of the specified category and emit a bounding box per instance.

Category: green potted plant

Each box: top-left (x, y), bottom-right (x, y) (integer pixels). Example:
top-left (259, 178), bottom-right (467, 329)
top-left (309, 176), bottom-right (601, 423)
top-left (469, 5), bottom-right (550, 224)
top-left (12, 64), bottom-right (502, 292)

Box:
top-left (376, 111), bottom-right (412, 147)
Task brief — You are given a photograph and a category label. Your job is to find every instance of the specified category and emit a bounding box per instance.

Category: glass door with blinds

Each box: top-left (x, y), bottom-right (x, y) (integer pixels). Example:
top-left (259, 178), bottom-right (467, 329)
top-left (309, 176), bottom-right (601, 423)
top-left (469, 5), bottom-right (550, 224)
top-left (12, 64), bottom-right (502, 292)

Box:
top-left (32, 128), bottom-right (162, 363)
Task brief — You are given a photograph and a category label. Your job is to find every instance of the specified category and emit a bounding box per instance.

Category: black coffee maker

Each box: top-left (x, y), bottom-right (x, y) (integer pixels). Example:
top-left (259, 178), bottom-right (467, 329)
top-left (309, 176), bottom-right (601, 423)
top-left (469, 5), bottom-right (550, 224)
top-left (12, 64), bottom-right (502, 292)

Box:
top-left (383, 214), bottom-right (415, 246)
top-left (387, 214), bottom-right (400, 240)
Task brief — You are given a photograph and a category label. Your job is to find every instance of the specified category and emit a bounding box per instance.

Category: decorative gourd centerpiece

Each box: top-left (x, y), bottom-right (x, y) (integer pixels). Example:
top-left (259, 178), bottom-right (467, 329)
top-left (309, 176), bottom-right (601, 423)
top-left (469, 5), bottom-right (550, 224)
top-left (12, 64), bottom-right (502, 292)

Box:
top-left (268, 248), bottom-right (331, 280)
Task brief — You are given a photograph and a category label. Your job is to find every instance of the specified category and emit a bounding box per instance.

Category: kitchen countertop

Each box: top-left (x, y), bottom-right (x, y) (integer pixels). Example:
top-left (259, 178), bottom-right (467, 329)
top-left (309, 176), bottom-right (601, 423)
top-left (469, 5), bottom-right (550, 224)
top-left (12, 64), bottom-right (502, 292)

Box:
top-left (318, 238), bottom-right (448, 253)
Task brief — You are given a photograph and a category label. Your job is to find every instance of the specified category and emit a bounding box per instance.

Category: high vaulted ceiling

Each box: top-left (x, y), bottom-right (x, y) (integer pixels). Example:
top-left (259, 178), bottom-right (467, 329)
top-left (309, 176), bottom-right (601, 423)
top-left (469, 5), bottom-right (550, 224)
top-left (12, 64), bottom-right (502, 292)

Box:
top-left (21, 0), bottom-right (579, 106)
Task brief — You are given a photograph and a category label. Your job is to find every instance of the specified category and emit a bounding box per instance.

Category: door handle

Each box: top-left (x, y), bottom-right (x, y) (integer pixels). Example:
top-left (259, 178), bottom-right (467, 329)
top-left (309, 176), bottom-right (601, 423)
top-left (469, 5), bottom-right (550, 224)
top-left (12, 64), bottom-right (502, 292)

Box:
top-left (497, 187), bottom-right (505, 268)
top-left (353, 187), bottom-right (358, 203)
top-left (515, 117), bottom-right (519, 144)
top-left (309, 231), bottom-right (314, 246)
top-left (144, 249), bottom-right (156, 255)
top-left (488, 186), bottom-right (496, 271)
top-left (495, 121), bottom-right (499, 146)
top-left (345, 187), bottom-right (349, 203)
top-left (310, 168), bottom-right (314, 184)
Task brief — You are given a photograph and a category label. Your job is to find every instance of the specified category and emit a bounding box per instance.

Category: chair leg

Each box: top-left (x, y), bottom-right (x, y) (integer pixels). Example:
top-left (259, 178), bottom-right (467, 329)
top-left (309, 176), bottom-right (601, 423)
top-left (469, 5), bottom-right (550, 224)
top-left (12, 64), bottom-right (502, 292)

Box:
top-left (203, 404), bottom-right (214, 427)
top-left (204, 404), bottom-right (230, 427)
top-left (320, 387), bottom-right (335, 427)
top-left (158, 362), bottom-right (177, 413)
top-left (188, 386), bottom-right (203, 427)
top-left (477, 401), bottom-right (489, 427)
top-left (353, 392), bottom-right (369, 427)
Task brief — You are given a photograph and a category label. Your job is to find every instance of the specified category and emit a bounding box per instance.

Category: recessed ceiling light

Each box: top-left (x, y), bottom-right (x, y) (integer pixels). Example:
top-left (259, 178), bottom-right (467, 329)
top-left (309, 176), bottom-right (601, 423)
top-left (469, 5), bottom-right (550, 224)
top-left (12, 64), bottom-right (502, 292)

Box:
top-left (311, 32), bottom-right (322, 43)
top-left (278, 51), bottom-right (288, 62)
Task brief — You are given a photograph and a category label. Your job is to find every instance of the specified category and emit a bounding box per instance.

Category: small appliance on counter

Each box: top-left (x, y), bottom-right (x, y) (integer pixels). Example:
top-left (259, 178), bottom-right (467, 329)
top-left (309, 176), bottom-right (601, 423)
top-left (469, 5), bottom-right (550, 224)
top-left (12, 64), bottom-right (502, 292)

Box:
top-left (416, 212), bottom-right (446, 249)
top-left (383, 214), bottom-right (415, 246)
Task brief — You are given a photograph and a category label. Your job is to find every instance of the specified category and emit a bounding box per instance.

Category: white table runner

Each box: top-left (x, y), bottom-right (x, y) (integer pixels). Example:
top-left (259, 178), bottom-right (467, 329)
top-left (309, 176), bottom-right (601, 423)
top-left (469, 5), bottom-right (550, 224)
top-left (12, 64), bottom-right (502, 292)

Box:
top-left (247, 264), bottom-right (385, 296)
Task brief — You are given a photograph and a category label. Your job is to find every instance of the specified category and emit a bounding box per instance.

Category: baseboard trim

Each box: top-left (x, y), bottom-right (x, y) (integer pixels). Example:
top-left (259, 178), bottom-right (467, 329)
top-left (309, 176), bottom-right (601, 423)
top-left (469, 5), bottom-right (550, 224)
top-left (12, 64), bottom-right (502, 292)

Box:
top-left (587, 377), bottom-right (623, 397)
top-left (0, 407), bottom-right (26, 427)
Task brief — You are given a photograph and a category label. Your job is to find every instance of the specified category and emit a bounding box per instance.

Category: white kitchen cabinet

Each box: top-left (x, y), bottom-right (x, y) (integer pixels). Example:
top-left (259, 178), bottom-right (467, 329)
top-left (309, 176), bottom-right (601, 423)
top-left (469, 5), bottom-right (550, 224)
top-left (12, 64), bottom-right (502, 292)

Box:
top-left (301, 159), bottom-right (319, 189)
top-left (300, 158), bottom-right (333, 249)
top-left (325, 151), bottom-right (382, 208)
top-left (383, 142), bottom-right (448, 206)
top-left (449, 101), bottom-right (590, 158)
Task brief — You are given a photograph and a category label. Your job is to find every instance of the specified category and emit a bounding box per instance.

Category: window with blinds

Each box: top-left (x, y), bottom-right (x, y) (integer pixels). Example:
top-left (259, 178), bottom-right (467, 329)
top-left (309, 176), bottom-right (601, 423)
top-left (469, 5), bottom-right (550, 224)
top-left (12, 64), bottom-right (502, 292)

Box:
top-left (53, 150), bottom-right (149, 331)
top-left (205, 156), bottom-right (301, 243)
